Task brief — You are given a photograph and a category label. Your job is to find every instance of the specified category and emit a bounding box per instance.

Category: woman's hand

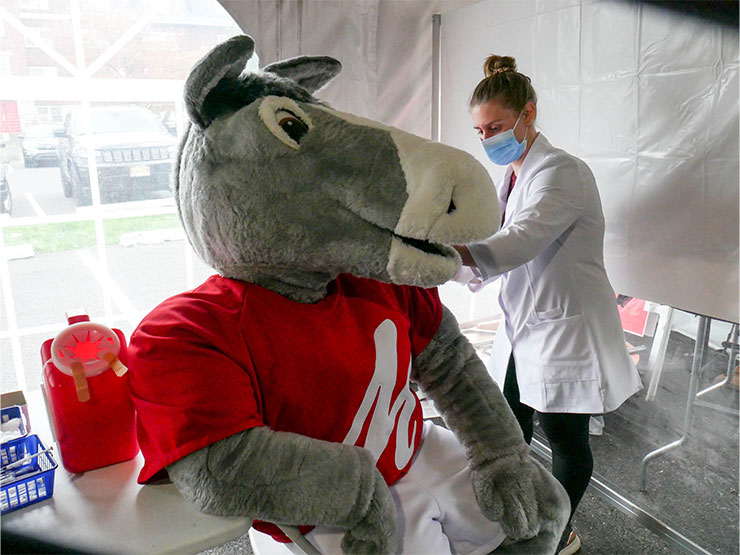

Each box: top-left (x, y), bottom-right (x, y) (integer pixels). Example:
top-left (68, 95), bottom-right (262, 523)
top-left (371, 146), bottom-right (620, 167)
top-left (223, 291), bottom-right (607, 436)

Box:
top-left (453, 245), bottom-right (476, 267)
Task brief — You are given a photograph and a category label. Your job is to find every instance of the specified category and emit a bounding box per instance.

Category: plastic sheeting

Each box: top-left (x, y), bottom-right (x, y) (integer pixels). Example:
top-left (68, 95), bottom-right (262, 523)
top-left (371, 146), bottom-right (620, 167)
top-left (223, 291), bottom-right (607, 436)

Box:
top-left (439, 0), bottom-right (739, 323)
top-left (219, 0), bottom-right (479, 138)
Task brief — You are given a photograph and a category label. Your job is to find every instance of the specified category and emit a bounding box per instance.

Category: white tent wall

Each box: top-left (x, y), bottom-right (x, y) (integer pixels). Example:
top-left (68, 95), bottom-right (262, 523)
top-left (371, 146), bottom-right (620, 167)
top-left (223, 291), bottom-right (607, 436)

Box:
top-left (218, 0), bottom-right (479, 138)
top-left (438, 0), bottom-right (739, 324)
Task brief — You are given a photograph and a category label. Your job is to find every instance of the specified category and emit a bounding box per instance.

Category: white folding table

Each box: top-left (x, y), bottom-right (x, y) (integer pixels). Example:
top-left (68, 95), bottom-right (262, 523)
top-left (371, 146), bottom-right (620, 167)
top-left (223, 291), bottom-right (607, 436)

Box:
top-left (1, 389), bottom-right (252, 554)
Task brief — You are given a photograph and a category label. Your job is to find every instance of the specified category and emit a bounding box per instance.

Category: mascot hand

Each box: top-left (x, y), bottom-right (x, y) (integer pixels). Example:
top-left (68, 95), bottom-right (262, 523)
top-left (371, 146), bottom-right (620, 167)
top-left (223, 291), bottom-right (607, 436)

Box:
top-left (471, 453), bottom-right (542, 541)
top-left (341, 469), bottom-right (398, 554)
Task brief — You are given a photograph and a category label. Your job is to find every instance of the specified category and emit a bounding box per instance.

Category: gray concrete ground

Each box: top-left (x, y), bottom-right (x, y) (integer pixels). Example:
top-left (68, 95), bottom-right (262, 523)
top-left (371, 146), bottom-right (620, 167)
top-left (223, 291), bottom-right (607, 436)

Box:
top-left (567, 328), bottom-right (738, 555)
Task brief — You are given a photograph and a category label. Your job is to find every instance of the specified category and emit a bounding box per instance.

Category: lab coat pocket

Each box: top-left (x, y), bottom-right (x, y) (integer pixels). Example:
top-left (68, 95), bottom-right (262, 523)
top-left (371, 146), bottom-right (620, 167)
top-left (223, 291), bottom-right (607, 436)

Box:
top-left (524, 314), bottom-right (596, 380)
top-left (535, 307), bottom-right (564, 320)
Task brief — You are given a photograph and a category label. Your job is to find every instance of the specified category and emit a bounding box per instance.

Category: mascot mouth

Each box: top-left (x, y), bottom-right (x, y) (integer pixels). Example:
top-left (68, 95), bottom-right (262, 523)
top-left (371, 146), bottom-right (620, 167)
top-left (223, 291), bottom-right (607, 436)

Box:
top-left (393, 233), bottom-right (455, 259)
top-left (386, 231), bottom-right (459, 287)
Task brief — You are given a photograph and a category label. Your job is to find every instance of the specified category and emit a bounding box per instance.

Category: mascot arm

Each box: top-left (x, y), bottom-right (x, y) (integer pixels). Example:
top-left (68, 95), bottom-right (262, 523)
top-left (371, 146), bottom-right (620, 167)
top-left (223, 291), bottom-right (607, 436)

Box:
top-left (412, 306), bottom-right (550, 541)
top-left (167, 426), bottom-right (397, 554)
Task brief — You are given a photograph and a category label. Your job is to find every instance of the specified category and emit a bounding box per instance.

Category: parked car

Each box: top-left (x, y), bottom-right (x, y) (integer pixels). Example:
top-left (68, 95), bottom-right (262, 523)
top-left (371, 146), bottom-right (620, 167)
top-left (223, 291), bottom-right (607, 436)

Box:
top-left (159, 110), bottom-right (178, 136)
top-left (0, 168), bottom-right (13, 218)
top-left (57, 106), bottom-right (178, 206)
top-left (0, 165), bottom-right (10, 215)
top-left (21, 124), bottom-right (60, 167)
top-left (0, 141), bottom-right (11, 215)
top-left (0, 164), bottom-right (13, 214)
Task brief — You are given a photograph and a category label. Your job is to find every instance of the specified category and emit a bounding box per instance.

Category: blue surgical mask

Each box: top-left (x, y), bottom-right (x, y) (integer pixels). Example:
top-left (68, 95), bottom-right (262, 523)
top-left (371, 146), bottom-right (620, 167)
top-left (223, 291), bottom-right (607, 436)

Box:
top-left (481, 111), bottom-right (527, 165)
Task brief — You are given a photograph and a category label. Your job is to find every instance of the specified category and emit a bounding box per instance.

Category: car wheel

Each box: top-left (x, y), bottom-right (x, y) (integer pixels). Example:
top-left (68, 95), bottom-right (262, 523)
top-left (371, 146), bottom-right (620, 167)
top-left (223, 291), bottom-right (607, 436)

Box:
top-left (23, 155), bottom-right (34, 168)
top-left (72, 165), bottom-right (92, 207)
top-left (0, 183), bottom-right (12, 215)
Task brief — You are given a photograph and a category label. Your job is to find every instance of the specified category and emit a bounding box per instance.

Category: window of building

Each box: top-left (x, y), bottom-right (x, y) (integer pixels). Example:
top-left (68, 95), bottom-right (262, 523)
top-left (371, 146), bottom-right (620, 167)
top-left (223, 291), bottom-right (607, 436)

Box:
top-left (34, 104), bottom-right (63, 124)
top-left (19, 0), bottom-right (50, 10)
top-left (23, 27), bottom-right (53, 49)
top-left (28, 66), bottom-right (58, 78)
top-left (0, 1), bottom-right (241, 395)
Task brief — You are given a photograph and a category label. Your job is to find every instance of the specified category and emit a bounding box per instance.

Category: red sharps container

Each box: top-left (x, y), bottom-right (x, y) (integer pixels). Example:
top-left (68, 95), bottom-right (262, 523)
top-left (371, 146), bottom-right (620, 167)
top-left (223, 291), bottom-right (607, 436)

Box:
top-left (41, 311), bottom-right (139, 473)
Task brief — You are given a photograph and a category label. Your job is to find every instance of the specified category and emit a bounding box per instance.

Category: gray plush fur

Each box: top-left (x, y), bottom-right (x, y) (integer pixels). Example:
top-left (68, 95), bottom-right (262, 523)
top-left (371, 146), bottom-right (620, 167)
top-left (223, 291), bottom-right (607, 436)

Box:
top-left (176, 102), bottom-right (408, 302)
top-left (169, 428), bottom-right (398, 554)
top-left (263, 56), bottom-right (342, 93)
top-left (165, 35), bottom-right (569, 554)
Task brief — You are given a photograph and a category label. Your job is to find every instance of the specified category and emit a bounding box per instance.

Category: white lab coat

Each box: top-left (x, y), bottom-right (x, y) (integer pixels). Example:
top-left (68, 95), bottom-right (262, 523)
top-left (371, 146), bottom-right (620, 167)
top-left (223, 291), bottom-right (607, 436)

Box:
top-left (468, 134), bottom-right (642, 414)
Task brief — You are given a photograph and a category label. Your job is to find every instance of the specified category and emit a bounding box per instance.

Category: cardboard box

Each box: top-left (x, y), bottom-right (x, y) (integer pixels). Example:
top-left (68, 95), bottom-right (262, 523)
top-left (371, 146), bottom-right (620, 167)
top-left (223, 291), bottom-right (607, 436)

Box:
top-left (0, 391), bottom-right (30, 433)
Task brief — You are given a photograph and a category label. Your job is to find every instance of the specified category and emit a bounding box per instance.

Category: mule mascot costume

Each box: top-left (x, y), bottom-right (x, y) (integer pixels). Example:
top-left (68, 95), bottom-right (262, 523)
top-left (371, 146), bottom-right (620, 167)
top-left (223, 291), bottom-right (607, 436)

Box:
top-left (128, 35), bottom-right (569, 554)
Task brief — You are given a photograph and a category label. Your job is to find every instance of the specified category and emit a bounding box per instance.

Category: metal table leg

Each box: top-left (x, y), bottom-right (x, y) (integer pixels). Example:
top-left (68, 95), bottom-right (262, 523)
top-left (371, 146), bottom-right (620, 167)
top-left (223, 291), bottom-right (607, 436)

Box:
top-left (646, 305), bottom-right (675, 401)
top-left (639, 316), bottom-right (711, 491)
top-left (695, 322), bottom-right (739, 400)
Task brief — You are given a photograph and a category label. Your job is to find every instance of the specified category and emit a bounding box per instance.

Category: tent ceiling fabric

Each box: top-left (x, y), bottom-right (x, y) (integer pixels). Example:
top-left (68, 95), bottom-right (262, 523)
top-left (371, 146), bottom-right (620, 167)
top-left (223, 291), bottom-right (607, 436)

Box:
top-left (218, 0), bottom-right (478, 138)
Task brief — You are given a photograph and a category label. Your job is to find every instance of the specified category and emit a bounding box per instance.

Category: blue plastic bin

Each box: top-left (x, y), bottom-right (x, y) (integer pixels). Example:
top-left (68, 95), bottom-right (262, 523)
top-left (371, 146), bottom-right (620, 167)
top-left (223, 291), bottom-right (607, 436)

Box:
top-left (1, 434), bottom-right (57, 514)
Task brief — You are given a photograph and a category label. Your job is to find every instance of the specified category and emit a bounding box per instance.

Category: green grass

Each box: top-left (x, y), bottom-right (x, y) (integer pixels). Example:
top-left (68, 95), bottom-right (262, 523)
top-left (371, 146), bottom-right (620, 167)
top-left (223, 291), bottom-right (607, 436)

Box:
top-left (3, 214), bottom-right (181, 254)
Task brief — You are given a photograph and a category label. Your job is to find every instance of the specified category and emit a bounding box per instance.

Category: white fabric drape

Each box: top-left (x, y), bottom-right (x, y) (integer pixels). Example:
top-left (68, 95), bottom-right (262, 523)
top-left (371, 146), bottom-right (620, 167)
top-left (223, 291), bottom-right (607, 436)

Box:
top-left (219, 0), bottom-right (477, 137)
top-left (439, 0), bottom-right (739, 323)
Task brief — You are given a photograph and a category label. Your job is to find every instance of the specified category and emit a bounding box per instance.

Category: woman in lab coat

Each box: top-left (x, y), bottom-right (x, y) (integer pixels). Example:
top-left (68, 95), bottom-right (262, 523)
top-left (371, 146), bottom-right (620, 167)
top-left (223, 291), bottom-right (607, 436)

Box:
top-left (455, 55), bottom-right (642, 555)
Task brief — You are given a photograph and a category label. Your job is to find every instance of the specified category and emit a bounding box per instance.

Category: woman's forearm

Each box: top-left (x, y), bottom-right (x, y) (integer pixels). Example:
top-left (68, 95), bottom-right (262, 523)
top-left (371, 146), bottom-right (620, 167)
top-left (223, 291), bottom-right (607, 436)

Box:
top-left (454, 244), bottom-right (477, 267)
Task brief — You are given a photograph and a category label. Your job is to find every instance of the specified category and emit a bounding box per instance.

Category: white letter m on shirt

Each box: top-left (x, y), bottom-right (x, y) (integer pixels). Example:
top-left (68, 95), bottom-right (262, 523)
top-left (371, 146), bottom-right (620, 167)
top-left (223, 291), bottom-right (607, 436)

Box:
top-left (343, 319), bottom-right (417, 471)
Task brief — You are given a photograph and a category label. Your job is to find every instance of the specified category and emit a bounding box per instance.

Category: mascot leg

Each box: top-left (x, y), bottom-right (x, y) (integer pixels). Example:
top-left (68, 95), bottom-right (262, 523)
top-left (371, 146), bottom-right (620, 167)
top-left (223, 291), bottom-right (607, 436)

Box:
top-left (250, 422), bottom-right (570, 555)
top-left (391, 422), bottom-right (508, 555)
top-left (249, 423), bottom-right (568, 555)
top-left (292, 422), bottom-right (507, 555)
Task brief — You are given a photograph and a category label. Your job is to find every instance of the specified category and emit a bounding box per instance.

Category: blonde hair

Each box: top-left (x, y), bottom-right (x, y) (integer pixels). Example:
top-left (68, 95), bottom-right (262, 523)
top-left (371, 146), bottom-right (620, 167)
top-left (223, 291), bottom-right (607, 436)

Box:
top-left (469, 54), bottom-right (537, 112)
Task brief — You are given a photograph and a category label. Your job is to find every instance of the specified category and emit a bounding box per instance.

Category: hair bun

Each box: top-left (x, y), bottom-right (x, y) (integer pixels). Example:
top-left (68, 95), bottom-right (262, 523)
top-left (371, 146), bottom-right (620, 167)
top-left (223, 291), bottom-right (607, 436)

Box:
top-left (483, 55), bottom-right (517, 77)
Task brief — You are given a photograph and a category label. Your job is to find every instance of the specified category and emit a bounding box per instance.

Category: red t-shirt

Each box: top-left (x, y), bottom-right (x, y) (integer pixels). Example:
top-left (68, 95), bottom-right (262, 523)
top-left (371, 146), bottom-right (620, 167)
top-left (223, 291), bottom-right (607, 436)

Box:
top-left (128, 273), bottom-right (442, 538)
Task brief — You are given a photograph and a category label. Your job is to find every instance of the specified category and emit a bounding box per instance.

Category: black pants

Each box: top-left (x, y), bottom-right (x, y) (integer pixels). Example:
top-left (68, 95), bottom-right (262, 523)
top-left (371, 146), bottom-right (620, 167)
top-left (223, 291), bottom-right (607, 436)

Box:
top-left (502, 355), bottom-right (593, 523)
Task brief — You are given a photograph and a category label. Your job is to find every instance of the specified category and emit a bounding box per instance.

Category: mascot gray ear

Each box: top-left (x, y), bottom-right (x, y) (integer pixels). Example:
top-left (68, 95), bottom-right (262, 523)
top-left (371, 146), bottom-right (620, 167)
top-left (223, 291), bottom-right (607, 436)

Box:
top-left (263, 56), bottom-right (342, 94)
top-left (184, 35), bottom-right (255, 129)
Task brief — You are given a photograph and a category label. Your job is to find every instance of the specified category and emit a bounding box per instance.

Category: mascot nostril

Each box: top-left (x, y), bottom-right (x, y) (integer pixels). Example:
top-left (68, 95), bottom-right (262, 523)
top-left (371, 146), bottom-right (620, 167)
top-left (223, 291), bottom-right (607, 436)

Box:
top-left (128, 34), bottom-right (570, 555)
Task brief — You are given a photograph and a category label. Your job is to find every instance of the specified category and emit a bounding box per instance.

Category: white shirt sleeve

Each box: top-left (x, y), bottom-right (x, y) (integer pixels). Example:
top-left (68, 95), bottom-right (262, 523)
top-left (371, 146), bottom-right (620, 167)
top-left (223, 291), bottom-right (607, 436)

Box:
top-left (451, 264), bottom-right (500, 293)
top-left (467, 161), bottom-right (585, 281)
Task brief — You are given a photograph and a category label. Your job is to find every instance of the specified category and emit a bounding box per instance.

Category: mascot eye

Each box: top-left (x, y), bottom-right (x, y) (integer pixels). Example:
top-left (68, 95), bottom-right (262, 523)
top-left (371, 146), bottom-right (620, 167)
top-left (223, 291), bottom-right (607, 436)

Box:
top-left (259, 98), bottom-right (313, 149)
top-left (277, 112), bottom-right (309, 143)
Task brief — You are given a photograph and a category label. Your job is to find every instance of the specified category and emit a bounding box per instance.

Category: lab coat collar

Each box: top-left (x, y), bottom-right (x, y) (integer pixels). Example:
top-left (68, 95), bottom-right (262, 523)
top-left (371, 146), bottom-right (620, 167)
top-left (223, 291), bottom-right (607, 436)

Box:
top-left (499, 133), bottom-right (550, 212)
top-left (499, 166), bottom-right (515, 207)
top-left (516, 132), bottom-right (551, 185)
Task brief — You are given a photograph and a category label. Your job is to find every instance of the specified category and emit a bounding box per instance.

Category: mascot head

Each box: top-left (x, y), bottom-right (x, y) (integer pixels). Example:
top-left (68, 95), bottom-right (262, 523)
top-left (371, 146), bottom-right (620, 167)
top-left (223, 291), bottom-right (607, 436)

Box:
top-left (176, 35), bottom-right (498, 301)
